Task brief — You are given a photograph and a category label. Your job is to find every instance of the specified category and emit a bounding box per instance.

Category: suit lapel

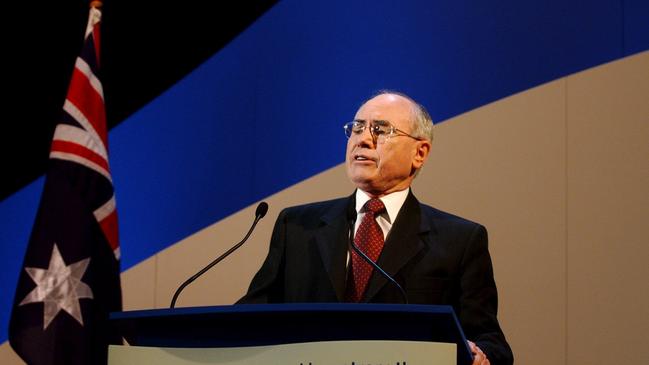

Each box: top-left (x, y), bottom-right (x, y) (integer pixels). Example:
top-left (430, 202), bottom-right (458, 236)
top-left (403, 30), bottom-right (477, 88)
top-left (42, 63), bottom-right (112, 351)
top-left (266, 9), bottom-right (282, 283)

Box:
top-left (363, 191), bottom-right (430, 302)
top-left (314, 195), bottom-right (354, 301)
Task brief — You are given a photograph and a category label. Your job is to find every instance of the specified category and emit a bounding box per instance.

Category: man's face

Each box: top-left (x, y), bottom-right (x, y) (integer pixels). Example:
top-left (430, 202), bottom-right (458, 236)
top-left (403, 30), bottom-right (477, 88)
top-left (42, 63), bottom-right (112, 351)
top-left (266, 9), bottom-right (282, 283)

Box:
top-left (345, 94), bottom-right (430, 197)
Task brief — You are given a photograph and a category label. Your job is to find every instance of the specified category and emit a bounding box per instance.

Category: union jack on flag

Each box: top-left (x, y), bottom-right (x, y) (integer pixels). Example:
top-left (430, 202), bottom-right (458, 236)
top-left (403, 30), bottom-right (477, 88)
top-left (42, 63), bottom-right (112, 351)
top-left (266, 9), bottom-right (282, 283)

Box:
top-left (9, 3), bottom-right (122, 364)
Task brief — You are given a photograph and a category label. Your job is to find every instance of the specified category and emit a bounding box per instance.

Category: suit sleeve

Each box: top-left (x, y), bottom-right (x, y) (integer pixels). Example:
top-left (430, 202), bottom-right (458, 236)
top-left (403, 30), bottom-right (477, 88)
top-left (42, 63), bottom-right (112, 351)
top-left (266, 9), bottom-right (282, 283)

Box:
top-left (458, 224), bottom-right (513, 365)
top-left (236, 209), bottom-right (288, 304)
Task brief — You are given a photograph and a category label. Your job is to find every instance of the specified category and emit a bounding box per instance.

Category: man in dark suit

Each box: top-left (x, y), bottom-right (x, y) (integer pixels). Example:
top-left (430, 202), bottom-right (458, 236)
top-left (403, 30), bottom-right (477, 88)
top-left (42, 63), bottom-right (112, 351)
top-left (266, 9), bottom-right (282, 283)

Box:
top-left (239, 91), bottom-right (513, 365)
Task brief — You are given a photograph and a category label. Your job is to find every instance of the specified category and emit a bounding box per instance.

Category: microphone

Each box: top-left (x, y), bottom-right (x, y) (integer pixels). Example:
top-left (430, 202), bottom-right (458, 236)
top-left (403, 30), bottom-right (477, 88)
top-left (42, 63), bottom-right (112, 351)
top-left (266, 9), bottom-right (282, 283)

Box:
top-left (170, 202), bottom-right (269, 308)
top-left (346, 203), bottom-right (408, 304)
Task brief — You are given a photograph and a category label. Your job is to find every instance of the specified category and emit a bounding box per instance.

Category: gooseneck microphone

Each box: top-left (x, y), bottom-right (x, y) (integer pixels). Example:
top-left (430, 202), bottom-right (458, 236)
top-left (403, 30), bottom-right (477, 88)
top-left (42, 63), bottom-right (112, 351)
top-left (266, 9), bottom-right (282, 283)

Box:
top-left (346, 203), bottom-right (409, 304)
top-left (170, 202), bottom-right (269, 308)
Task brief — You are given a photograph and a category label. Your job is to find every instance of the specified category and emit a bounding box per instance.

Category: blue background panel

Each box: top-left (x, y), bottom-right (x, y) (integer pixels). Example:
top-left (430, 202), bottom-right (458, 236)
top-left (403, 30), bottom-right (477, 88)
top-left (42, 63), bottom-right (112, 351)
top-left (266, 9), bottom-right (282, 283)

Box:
top-left (624, 0), bottom-right (649, 54)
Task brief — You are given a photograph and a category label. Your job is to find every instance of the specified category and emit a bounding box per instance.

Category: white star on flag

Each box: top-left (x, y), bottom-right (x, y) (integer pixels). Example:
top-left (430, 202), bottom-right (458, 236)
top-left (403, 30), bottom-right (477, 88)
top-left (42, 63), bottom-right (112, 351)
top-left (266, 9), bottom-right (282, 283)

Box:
top-left (19, 243), bottom-right (93, 329)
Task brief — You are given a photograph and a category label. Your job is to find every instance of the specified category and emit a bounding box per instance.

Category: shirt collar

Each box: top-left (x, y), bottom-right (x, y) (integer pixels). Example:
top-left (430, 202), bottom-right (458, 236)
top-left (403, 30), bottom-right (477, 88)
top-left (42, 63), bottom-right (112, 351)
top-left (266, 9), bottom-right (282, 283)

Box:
top-left (355, 188), bottom-right (410, 224)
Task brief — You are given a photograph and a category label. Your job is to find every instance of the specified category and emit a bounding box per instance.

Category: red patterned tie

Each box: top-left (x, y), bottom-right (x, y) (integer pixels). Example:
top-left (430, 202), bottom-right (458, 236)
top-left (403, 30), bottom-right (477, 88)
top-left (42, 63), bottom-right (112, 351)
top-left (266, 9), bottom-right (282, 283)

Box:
top-left (346, 198), bottom-right (386, 302)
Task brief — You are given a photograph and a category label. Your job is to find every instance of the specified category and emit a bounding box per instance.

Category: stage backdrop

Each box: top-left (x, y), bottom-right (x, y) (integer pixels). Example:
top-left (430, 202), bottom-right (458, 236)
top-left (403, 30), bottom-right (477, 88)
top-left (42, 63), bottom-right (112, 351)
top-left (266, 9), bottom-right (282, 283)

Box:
top-left (1, 1), bottom-right (648, 364)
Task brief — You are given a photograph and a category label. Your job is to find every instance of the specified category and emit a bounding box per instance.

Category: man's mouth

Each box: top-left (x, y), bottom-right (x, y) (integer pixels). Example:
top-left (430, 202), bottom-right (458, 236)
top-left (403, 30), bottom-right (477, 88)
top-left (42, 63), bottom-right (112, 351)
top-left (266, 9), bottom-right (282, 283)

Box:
top-left (352, 154), bottom-right (377, 166)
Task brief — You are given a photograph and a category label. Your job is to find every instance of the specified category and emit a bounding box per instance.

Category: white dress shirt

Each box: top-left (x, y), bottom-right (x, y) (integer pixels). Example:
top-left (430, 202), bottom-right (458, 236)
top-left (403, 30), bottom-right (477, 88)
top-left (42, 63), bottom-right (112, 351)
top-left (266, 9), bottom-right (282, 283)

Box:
top-left (346, 188), bottom-right (410, 267)
top-left (354, 188), bottom-right (410, 240)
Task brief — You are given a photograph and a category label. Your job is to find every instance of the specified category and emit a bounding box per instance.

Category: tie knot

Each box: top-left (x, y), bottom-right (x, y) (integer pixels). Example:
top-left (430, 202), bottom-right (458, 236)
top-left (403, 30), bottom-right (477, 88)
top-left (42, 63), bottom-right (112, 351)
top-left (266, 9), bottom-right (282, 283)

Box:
top-left (363, 198), bottom-right (386, 215)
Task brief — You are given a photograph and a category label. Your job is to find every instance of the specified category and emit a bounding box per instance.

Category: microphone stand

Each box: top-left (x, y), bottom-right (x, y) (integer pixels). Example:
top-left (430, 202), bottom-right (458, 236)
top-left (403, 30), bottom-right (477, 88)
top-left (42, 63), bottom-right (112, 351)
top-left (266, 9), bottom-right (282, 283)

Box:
top-left (170, 202), bottom-right (268, 308)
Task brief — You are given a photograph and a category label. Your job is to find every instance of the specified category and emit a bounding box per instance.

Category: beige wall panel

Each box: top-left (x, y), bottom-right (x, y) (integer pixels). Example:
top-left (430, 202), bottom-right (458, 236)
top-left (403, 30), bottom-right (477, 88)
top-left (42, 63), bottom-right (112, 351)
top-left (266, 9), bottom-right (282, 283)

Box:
top-left (414, 79), bottom-right (567, 365)
top-left (154, 165), bottom-right (354, 308)
top-left (121, 256), bottom-right (157, 310)
top-left (566, 51), bottom-right (649, 365)
top-left (0, 343), bottom-right (25, 365)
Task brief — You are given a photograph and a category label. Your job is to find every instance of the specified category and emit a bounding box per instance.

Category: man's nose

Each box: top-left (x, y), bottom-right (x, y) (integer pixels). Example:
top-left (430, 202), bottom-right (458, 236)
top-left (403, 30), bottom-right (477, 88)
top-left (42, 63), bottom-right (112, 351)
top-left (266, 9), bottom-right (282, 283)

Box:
top-left (356, 126), bottom-right (376, 148)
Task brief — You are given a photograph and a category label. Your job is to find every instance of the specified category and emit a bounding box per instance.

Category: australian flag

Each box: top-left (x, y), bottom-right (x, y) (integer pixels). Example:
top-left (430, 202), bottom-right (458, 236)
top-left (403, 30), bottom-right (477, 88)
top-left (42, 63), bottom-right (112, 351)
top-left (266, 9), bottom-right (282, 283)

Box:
top-left (9, 3), bottom-right (122, 364)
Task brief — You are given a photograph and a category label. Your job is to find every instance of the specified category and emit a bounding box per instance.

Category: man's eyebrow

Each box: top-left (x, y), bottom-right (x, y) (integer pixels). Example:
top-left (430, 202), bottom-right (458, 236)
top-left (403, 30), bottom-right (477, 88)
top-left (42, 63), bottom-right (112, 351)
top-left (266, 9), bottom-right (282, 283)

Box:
top-left (353, 119), bottom-right (390, 125)
top-left (373, 119), bottom-right (390, 125)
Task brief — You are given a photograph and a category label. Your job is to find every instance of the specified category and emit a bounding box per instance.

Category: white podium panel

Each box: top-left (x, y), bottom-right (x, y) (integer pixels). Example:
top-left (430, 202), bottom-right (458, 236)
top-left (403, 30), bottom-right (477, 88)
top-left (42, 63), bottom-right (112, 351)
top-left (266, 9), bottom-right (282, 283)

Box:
top-left (109, 340), bottom-right (456, 365)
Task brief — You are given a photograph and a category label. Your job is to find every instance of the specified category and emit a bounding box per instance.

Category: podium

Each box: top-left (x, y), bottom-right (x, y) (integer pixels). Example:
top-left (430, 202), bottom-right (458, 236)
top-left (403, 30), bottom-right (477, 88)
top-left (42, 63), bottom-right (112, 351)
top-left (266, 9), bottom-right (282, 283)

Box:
top-left (109, 303), bottom-right (473, 365)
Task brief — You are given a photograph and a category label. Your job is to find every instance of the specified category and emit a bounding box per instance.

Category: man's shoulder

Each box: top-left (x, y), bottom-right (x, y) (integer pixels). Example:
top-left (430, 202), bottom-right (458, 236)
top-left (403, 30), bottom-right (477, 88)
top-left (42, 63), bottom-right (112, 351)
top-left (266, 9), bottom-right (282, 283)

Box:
top-left (417, 200), bottom-right (484, 230)
top-left (415, 202), bottom-right (489, 242)
top-left (279, 196), bottom-right (349, 218)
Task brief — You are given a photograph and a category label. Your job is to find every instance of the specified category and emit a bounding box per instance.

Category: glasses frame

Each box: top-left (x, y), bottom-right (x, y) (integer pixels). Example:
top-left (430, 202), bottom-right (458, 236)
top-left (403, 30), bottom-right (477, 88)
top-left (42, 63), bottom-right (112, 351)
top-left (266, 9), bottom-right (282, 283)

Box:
top-left (343, 119), bottom-right (423, 144)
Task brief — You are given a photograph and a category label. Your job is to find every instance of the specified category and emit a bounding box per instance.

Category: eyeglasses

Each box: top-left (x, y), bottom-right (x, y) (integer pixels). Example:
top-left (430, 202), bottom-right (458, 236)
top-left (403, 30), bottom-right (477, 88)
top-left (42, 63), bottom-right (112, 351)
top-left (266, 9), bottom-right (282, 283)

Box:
top-left (343, 119), bottom-right (423, 144)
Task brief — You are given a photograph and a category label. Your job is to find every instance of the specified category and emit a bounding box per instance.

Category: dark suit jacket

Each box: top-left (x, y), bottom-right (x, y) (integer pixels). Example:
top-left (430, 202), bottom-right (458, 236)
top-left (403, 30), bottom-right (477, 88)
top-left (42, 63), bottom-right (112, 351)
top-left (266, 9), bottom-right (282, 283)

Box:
top-left (239, 191), bottom-right (513, 365)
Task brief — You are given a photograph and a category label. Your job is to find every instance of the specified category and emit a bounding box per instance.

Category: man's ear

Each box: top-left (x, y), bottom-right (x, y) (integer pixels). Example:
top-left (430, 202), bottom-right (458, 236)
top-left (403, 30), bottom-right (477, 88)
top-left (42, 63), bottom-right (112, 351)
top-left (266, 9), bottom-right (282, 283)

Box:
top-left (412, 140), bottom-right (431, 169)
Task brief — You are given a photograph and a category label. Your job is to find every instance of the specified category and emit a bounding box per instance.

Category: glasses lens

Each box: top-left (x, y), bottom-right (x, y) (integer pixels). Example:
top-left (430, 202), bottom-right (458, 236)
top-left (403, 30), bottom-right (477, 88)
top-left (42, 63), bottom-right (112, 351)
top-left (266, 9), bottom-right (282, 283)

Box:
top-left (344, 121), bottom-right (367, 138)
top-left (352, 121), bottom-right (366, 133)
top-left (370, 122), bottom-right (392, 143)
top-left (372, 124), bottom-right (390, 136)
top-left (343, 122), bottom-right (355, 138)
